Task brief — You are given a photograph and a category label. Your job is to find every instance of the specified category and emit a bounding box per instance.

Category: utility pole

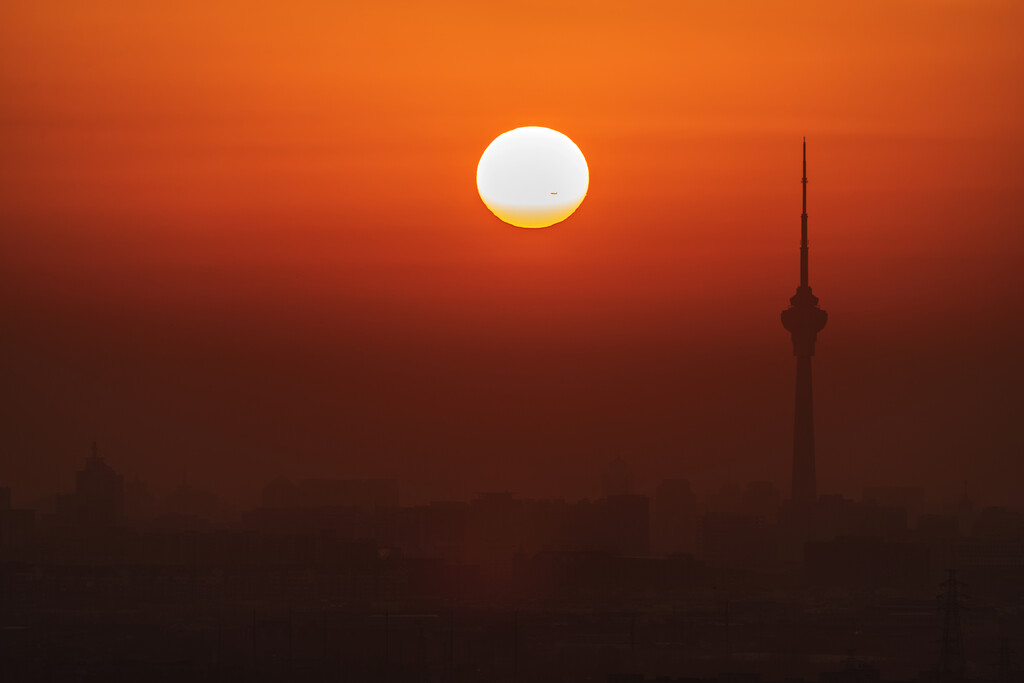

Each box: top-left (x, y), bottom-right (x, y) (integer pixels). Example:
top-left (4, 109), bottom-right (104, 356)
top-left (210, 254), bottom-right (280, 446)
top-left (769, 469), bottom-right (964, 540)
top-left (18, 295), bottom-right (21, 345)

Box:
top-left (997, 637), bottom-right (1016, 683)
top-left (449, 609), bottom-right (455, 683)
top-left (287, 605), bottom-right (293, 678)
top-left (513, 611), bottom-right (519, 683)
top-left (938, 569), bottom-right (967, 683)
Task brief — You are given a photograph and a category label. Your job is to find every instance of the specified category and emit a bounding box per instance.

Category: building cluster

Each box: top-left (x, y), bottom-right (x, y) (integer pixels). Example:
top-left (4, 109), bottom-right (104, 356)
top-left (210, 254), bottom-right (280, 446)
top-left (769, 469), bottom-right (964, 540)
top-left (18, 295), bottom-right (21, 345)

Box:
top-left (3, 451), bottom-right (1023, 600)
top-left (2, 452), bottom-right (1022, 683)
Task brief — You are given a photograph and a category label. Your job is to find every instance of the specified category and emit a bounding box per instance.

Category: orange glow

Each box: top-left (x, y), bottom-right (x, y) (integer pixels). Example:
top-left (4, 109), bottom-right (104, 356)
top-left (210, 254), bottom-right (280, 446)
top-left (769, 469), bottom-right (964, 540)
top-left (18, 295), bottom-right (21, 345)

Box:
top-left (1, 1), bottom-right (1022, 503)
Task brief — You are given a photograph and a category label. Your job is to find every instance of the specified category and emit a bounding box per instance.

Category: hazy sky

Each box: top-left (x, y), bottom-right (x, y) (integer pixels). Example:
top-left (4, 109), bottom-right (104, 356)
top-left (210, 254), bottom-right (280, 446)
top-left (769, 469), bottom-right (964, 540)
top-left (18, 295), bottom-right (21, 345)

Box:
top-left (2, 1), bottom-right (1022, 506)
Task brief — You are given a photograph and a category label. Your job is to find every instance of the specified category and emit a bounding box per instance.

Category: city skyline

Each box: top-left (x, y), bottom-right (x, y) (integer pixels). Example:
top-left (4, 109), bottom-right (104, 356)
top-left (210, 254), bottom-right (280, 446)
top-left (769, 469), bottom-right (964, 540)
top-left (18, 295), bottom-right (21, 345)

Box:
top-left (1, 4), bottom-right (1022, 678)
top-left (3, 2), bottom-right (1022, 510)
top-left (2, 424), bottom-right (1019, 681)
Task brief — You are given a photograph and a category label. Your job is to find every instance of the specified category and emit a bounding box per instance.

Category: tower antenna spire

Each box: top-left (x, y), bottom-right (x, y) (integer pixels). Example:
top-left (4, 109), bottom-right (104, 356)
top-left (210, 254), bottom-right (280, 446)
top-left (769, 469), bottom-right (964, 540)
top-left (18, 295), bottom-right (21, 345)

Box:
top-left (801, 137), bottom-right (808, 288)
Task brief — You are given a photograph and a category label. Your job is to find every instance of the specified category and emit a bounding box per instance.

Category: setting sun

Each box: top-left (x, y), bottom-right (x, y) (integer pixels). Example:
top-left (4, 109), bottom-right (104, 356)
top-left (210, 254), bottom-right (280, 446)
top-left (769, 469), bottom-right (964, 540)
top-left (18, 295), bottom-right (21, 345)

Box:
top-left (476, 127), bottom-right (589, 229)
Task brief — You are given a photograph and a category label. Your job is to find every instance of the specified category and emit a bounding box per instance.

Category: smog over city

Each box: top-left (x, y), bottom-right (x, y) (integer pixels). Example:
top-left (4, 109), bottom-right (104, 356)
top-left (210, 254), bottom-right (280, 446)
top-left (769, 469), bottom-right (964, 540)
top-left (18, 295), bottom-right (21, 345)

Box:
top-left (1, 1), bottom-right (1022, 681)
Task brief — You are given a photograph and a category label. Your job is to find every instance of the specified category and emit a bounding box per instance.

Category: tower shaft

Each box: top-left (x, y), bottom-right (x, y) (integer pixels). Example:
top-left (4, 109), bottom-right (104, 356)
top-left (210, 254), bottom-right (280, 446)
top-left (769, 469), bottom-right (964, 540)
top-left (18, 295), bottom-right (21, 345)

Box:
top-left (792, 354), bottom-right (816, 504)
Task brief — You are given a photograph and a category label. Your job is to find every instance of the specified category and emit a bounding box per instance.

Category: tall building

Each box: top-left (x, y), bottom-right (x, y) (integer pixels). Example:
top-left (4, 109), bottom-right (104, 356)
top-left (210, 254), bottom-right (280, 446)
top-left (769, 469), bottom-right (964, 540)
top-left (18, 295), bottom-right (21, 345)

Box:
top-left (781, 140), bottom-right (828, 505)
top-left (55, 441), bottom-right (125, 527)
top-left (0, 486), bottom-right (35, 557)
top-left (653, 479), bottom-right (697, 555)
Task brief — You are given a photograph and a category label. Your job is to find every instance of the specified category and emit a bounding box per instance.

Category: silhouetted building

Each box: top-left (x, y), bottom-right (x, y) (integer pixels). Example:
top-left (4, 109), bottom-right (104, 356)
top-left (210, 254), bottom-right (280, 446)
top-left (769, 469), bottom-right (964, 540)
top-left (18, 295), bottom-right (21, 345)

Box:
top-left (804, 537), bottom-right (930, 589)
top-left (125, 474), bottom-right (156, 520)
top-left (781, 140), bottom-right (827, 505)
top-left (603, 494), bottom-right (651, 556)
top-left (740, 480), bottom-right (781, 523)
top-left (971, 506), bottom-right (1024, 540)
top-left (247, 477), bottom-right (399, 545)
top-left (261, 477), bottom-right (398, 510)
top-left (863, 485), bottom-right (925, 525)
top-left (0, 486), bottom-right (35, 557)
top-left (467, 491), bottom-right (524, 567)
top-left (405, 500), bottom-right (470, 559)
top-left (955, 538), bottom-right (1024, 601)
top-left (653, 479), bottom-right (697, 555)
top-left (545, 495), bottom-right (652, 556)
top-left (709, 483), bottom-right (744, 514)
top-left (263, 475), bottom-right (295, 507)
top-left (812, 493), bottom-right (908, 541)
top-left (521, 497), bottom-right (573, 554)
top-left (915, 514), bottom-right (960, 541)
top-left (55, 442), bottom-right (124, 527)
top-left (158, 477), bottom-right (229, 530)
top-left (699, 512), bottom-right (777, 569)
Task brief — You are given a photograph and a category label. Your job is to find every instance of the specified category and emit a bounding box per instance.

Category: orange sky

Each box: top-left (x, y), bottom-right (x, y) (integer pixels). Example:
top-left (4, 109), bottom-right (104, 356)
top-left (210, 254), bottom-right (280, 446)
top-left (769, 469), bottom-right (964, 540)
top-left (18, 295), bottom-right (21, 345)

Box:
top-left (1, 1), bottom-right (1022, 506)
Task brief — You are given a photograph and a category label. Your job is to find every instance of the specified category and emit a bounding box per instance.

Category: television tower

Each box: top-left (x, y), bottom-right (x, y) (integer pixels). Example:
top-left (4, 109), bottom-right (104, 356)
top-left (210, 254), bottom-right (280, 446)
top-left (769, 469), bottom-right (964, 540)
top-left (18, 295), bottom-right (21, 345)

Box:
top-left (781, 139), bottom-right (827, 505)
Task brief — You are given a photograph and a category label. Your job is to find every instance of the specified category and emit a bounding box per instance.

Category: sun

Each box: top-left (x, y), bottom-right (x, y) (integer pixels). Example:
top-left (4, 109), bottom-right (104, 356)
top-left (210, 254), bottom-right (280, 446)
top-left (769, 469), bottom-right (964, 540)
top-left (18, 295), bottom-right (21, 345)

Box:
top-left (476, 127), bottom-right (589, 229)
